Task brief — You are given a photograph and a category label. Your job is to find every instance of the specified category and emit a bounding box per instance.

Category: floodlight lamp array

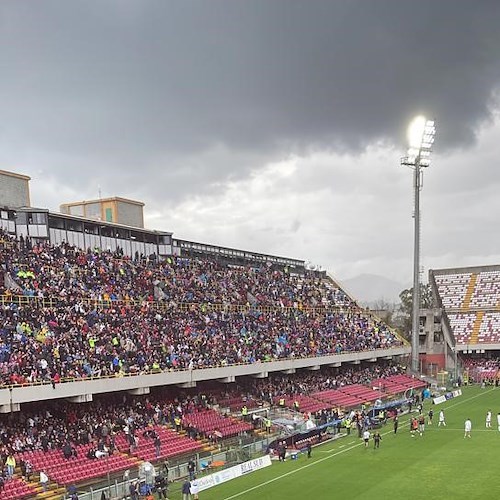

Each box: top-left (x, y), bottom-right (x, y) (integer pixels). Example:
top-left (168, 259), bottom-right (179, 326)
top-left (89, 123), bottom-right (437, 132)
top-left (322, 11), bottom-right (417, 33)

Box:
top-left (402, 118), bottom-right (436, 168)
top-left (420, 121), bottom-right (436, 151)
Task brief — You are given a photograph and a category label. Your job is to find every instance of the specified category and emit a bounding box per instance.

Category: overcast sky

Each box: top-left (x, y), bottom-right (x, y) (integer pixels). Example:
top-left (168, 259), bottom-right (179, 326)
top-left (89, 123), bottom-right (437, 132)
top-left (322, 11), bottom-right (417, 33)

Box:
top-left (2, 0), bottom-right (500, 286)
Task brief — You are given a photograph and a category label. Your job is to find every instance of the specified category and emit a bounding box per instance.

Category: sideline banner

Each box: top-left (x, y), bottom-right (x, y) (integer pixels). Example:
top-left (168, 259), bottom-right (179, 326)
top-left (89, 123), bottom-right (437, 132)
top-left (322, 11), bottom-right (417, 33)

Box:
top-left (432, 389), bottom-right (462, 405)
top-left (194, 455), bottom-right (272, 493)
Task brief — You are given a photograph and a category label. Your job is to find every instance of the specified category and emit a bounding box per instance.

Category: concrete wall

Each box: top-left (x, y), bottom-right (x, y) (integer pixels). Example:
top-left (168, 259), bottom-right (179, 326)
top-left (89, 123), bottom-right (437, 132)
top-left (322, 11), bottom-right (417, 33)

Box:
top-left (0, 346), bottom-right (410, 411)
top-left (117, 201), bottom-right (144, 228)
top-left (0, 172), bottom-right (30, 207)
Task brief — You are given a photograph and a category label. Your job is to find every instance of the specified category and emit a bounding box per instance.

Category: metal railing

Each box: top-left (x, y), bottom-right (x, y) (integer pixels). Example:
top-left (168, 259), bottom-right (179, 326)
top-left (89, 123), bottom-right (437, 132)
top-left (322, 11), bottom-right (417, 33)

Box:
top-left (63, 437), bottom-right (271, 500)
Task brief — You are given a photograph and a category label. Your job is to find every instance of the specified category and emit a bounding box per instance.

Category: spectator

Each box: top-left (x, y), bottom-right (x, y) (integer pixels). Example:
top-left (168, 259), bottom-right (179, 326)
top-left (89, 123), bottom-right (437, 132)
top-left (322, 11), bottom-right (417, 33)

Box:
top-left (154, 434), bottom-right (161, 458)
top-left (25, 459), bottom-right (33, 481)
top-left (155, 472), bottom-right (168, 500)
top-left (182, 479), bottom-right (192, 500)
top-left (187, 458), bottom-right (196, 480)
top-left (0, 232), bottom-right (400, 388)
top-left (129, 480), bottom-right (139, 500)
top-left (40, 470), bottom-right (49, 492)
top-left (6, 453), bottom-right (16, 477)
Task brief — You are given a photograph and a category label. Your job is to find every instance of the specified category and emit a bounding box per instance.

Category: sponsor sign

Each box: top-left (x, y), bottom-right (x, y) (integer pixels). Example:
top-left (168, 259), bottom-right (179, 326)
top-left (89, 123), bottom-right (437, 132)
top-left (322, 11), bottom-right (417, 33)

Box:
top-left (197, 455), bottom-right (272, 492)
top-left (432, 389), bottom-right (462, 405)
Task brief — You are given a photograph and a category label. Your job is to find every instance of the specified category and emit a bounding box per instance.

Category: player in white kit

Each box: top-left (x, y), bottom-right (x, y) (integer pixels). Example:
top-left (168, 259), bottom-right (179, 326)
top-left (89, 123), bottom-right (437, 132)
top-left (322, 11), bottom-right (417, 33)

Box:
top-left (438, 410), bottom-right (446, 426)
top-left (464, 418), bottom-right (472, 438)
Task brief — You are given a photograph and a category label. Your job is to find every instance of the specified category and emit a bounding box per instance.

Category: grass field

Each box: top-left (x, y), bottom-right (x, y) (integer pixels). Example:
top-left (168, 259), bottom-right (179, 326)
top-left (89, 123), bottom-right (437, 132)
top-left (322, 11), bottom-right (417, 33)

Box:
top-left (169, 386), bottom-right (500, 500)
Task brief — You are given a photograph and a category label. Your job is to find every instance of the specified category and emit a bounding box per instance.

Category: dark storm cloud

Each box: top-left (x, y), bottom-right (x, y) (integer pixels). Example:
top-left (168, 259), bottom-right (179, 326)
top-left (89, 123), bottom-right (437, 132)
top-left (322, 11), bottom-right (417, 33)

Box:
top-left (1, 0), bottom-right (500, 200)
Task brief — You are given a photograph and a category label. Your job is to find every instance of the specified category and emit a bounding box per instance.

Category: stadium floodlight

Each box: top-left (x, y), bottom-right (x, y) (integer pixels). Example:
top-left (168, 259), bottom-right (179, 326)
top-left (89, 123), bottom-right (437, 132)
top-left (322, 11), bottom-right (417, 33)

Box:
top-left (401, 116), bottom-right (436, 374)
top-left (408, 115), bottom-right (427, 148)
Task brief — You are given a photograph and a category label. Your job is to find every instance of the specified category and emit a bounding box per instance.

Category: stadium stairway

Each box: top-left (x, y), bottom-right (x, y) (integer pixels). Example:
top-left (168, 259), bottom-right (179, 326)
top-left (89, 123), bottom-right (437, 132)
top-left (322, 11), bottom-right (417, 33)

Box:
top-left (469, 310), bottom-right (484, 344)
top-left (462, 273), bottom-right (478, 310)
top-left (34, 485), bottom-right (67, 500)
top-left (8, 473), bottom-right (66, 500)
top-left (182, 431), bottom-right (219, 453)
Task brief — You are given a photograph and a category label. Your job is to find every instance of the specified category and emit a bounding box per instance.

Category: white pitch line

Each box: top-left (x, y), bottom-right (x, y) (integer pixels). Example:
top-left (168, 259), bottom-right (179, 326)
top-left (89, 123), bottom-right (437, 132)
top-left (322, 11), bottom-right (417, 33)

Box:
top-left (222, 442), bottom-right (361, 500)
top-left (222, 387), bottom-right (495, 500)
top-left (426, 428), bottom-right (498, 432)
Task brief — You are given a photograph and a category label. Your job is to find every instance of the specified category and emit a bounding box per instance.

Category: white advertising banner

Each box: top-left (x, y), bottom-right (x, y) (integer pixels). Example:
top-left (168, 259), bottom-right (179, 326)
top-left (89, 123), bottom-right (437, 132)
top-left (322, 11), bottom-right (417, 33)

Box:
top-left (194, 455), bottom-right (272, 492)
top-left (432, 389), bottom-right (462, 405)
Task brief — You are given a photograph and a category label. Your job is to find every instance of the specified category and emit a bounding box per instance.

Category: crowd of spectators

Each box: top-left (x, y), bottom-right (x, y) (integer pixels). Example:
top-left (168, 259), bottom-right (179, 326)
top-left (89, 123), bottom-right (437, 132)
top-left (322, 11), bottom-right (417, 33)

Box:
top-left (0, 363), bottom-right (401, 464)
top-left (0, 231), bottom-right (402, 387)
top-left (460, 356), bottom-right (500, 370)
top-left (247, 364), bottom-right (405, 403)
top-left (460, 356), bottom-right (500, 384)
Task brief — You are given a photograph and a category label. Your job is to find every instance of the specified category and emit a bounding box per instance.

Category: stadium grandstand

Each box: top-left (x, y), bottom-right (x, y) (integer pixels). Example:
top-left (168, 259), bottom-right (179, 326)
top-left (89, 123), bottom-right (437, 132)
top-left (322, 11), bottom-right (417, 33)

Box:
top-left (0, 170), bottom-right (411, 498)
top-left (428, 265), bottom-right (500, 384)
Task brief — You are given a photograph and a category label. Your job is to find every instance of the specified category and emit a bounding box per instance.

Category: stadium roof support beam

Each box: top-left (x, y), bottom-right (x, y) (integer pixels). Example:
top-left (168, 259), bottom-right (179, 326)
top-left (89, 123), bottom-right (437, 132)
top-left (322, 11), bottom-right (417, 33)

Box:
top-left (281, 369), bottom-right (296, 375)
top-left (0, 403), bottom-right (20, 413)
top-left (251, 372), bottom-right (269, 379)
top-left (401, 116), bottom-right (436, 374)
top-left (67, 394), bottom-right (93, 404)
top-left (177, 381), bottom-right (197, 388)
top-left (307, 365), bottom-right (320, 371)
top-left (128, 387), bottom-right (150, 396)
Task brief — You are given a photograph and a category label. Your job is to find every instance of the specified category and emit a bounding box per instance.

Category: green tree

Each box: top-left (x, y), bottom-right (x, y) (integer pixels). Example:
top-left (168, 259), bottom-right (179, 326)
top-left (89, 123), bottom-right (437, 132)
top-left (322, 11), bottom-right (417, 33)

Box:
top-left (397, 284), bottom-right (433, 339)
top-left (370, 298), bottom-right (396, 326)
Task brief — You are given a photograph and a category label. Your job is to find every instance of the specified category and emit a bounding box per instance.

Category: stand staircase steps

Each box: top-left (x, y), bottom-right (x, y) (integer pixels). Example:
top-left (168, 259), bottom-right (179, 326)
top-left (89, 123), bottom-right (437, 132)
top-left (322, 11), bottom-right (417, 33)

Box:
top-left (462, 273), bottom-right (478, 310)
top-left (469, 311), bottom-right (484, 344)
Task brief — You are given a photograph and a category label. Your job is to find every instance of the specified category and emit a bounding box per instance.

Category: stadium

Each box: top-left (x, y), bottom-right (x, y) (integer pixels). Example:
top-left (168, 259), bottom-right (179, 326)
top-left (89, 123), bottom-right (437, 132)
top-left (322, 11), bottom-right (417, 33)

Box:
top-left (2, 167), bottom-right (500, 500)
top-left (2, 2), bottom-right (500, 499)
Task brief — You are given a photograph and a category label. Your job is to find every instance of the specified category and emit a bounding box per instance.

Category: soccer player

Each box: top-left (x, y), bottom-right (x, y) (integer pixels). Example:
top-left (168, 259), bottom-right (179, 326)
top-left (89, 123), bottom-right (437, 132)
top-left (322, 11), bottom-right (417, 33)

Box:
top-left (363, 429), bottom-right (370, 447)
top-left (410, 417), bottom-right (418, 437)
top-left (486, 410), bottom-right (492, 428)
top-left (497, 412), bottom-right (500, 432)
top-left (418, 414), bottom-right (425, 436)
top-left (393, 416), bottom-right (399, 435)
top-left (428, 409), bottom-right (433, 425)
top-left (438, 410), bottom-right (446, 427)
top-left (373, 432), bottom-right (382, 449)
top-left (464, 418), bottom-right (472, 438)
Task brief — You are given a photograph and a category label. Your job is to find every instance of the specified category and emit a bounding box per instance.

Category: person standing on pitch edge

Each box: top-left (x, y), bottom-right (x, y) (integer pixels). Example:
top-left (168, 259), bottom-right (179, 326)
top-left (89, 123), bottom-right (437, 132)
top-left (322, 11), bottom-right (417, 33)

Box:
top-left (464, 418), bottom-right (472, 438)
top-left (438, 410), bottom-right (446, 427)
top-left (363, 429), bottom-right (370, 447)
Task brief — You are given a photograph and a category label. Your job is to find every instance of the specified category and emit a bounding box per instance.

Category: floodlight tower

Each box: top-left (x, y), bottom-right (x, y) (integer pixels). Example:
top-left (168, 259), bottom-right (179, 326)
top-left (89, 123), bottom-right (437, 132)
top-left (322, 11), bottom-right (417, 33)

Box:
top-left (401, 116), bottom-right (436, 374)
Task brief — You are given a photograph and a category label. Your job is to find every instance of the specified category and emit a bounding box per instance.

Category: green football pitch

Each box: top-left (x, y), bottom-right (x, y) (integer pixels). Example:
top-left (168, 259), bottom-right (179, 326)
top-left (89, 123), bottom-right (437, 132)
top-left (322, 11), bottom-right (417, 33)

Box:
top-left (169, 385), bottom-right (500, 500)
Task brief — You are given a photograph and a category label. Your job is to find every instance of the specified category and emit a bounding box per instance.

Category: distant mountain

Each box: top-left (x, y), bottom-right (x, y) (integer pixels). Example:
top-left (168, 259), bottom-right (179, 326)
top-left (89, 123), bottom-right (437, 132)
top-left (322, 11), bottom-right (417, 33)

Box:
top-left (339, 273), bottom-right (407, 307)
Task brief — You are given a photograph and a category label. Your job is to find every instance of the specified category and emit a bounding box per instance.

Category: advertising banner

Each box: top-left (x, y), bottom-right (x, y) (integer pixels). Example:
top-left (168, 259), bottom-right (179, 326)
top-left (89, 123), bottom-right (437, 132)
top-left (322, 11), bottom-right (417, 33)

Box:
top-left (432, 389), bottom-right (462, 405)
top-left (195, 455), bottom-right (272, 492)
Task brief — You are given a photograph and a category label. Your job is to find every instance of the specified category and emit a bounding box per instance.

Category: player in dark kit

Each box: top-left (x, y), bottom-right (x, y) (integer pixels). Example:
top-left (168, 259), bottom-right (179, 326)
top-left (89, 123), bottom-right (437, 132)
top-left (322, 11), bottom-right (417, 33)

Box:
top-left (393, 416), bottom-right (399, 434)
top-left (373, 432), bottom-right (382, 449)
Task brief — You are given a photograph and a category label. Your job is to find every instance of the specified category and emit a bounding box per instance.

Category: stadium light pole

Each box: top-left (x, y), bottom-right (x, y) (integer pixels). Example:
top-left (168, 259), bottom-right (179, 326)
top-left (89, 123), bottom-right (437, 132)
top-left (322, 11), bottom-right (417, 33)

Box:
top-left (401, 116), bottom-right (436, 374)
